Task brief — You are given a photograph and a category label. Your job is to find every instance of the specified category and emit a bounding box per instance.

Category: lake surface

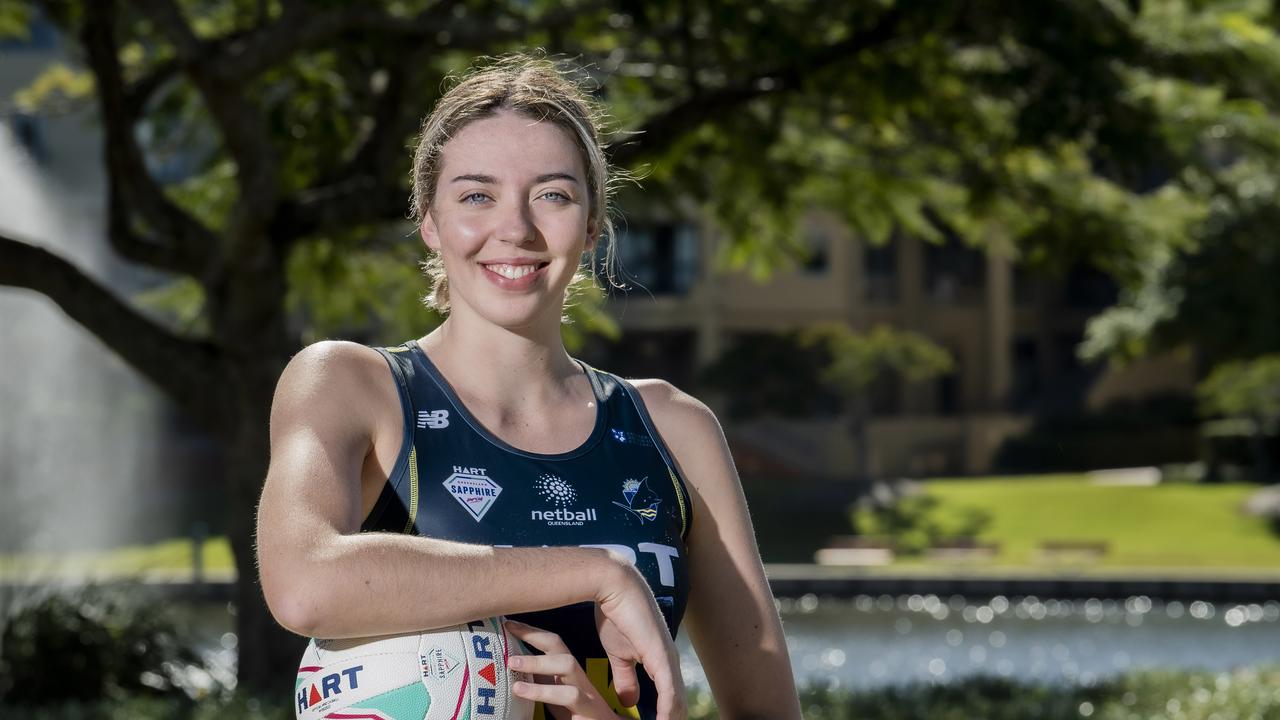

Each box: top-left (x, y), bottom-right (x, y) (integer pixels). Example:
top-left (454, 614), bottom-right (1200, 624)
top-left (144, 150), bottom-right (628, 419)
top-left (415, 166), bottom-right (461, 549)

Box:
top-left (190, 593), bottom-right (1280, 693)
top-left (675, 593), bottom-right (1280, 691)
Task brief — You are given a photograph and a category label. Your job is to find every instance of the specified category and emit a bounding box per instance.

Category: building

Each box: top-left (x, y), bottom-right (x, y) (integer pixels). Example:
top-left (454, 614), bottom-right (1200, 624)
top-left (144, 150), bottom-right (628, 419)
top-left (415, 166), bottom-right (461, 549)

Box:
top-left (586, 211), bottom-right (1196, 479)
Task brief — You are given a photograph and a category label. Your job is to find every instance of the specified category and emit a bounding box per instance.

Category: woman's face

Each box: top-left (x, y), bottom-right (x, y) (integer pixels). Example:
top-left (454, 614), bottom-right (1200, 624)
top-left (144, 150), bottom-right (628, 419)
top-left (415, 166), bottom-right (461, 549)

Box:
top-left (421, 108), bottom-right (594, 331)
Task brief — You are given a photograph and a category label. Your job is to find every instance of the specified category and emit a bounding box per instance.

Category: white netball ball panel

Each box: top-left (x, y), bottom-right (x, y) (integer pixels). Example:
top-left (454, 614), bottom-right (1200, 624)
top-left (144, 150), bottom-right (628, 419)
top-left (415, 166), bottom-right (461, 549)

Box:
top-left (295, 617), bottom-right (534, 720)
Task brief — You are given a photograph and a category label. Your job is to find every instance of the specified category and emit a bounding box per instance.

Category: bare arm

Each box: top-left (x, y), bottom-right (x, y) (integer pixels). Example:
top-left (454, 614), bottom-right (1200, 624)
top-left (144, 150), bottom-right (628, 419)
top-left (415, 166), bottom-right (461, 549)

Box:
top-left (638, 381), bottom-right (803, 720)
top-left (256, 342), bottom-right (684, 718)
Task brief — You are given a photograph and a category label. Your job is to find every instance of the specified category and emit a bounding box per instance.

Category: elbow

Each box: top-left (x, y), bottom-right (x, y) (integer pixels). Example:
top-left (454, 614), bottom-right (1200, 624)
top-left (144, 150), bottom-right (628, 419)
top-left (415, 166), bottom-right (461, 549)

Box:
top-left (258, 544), bottom-right (340, 638)
top-left (263, 581), bottom-right (324, 638)
top-left (261, 566), bottom-right (327, 638)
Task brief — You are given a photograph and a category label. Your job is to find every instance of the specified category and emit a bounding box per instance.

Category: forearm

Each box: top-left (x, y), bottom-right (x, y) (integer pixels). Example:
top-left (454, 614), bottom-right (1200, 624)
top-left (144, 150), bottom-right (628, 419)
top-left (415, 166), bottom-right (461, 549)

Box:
top-left (262, 530), bottom-right (618, 639)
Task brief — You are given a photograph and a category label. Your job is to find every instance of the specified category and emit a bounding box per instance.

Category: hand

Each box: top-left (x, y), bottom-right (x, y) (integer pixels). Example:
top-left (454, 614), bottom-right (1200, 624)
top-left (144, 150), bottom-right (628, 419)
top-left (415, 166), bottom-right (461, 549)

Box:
top-left (505, 620), bottom-right (618, 720)
top-left (593, 560), bottom-right (686, 720)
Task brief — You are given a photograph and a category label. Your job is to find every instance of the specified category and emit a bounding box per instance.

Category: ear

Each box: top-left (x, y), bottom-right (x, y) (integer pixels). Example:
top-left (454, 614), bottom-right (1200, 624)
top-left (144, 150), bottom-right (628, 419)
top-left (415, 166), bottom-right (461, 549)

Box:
top-left (419, 210), bottom-right (441, 252)
top-left (584, 218), bottom-right (600, 254)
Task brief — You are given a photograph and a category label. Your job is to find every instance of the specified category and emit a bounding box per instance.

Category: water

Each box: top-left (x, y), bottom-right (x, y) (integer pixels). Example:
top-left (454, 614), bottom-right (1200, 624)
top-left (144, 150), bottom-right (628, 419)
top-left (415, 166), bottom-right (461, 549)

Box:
top-left (187, 594), bottom-right (1280, 693)
top-left (677, 594), bottom-right (1280, 691)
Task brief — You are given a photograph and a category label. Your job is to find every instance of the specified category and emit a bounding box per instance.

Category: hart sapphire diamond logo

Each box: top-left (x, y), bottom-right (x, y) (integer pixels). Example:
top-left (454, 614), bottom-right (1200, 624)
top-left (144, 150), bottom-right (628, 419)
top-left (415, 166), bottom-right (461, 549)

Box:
top-left (420, 646), bottom-right (462, 680)
top-left (443, 466), bottom-right (502, 521)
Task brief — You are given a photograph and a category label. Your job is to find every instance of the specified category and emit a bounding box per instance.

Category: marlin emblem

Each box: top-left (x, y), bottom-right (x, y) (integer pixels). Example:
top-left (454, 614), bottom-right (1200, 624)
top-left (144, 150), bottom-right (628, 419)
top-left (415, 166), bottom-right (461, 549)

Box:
top-left (613, 477), bottom-right (661, 523)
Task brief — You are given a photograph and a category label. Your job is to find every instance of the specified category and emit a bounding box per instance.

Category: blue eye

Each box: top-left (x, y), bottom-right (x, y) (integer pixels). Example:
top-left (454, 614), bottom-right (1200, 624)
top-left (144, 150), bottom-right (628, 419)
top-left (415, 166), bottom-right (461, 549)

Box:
top-left (540, 190), bottom-right (569, 202)
top-left (462, 192), bottom-right (489, 205)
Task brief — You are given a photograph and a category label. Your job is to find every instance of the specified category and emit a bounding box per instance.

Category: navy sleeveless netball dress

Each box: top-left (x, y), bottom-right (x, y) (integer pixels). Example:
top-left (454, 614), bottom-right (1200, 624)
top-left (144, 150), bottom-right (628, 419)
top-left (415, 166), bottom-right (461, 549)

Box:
top-left (361, 341), bottom-right (694, 720)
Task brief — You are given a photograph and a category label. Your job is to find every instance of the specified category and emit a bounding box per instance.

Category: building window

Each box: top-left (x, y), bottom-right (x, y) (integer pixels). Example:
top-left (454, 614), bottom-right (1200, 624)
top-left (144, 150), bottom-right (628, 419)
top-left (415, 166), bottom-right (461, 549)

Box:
top-left (1013, 265), bottom-right (1036, 307)
top-left (1063, 263), bottom-right (1118, 309)
top-left (863, 241), bottom-right (898, 303)
top-left (611, 222), bottom-right (699, 296)
top-left (802, 229), bottom-right (829, 274)
top-left (1012, 337), bottom-right (1040, 411)
top-left (868, 371), bottom-right (902, 416)
top-left (937, 374), bottom-right (960, 415)
top-left (925, 237), bottom-right (985, 304)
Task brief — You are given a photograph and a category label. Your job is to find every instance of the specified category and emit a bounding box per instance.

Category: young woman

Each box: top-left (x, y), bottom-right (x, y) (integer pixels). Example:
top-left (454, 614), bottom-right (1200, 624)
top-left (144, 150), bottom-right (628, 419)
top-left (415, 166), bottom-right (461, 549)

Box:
top-left (256, 55), bottom-right (801, 720)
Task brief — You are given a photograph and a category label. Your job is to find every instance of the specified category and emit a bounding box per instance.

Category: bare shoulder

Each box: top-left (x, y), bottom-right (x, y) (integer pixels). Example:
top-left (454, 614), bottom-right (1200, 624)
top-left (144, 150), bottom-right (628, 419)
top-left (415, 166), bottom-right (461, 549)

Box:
top-left (630, 378), bottom-right (720, 436)
top-left (278, 340), bottom-right (387, 390)
top-left (629, 379), bottom-right (730, 491)
top-left (271, 340), bottom-right (396, 445)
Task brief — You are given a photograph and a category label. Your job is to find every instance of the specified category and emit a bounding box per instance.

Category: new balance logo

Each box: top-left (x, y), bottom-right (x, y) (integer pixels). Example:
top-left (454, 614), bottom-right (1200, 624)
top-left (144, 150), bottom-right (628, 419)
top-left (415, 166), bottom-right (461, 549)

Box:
top-left (417, 410), bottom-right (449, 429)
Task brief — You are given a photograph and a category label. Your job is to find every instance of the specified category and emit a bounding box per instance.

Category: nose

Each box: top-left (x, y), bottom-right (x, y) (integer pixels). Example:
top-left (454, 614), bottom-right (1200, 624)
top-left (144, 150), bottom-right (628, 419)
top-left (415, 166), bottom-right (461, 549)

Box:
top-left (493, 198), bottom-right (537, 246)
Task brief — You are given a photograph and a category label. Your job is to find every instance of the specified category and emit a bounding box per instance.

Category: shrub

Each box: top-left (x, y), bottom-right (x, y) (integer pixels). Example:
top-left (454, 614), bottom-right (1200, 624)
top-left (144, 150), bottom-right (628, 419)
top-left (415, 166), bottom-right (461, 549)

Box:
top-left (0, 584), bottom-right (210, 708)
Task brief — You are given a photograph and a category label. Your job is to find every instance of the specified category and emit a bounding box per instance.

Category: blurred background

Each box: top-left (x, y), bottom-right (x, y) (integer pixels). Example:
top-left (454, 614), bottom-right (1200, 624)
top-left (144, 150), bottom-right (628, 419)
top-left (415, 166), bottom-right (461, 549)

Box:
top-left (2, 0), bottom-right (1279, 717)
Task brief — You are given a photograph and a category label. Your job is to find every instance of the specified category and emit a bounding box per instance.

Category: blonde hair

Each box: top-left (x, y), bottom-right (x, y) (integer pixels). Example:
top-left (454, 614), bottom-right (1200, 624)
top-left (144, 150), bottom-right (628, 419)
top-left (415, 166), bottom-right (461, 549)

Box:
top-left (409, 53), bottom-right (618, 314)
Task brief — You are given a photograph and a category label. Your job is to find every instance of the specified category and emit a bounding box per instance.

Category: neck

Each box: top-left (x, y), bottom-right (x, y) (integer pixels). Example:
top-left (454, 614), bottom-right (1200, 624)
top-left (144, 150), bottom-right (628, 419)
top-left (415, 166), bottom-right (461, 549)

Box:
top-left (418, 310), bottom-right (581, 411)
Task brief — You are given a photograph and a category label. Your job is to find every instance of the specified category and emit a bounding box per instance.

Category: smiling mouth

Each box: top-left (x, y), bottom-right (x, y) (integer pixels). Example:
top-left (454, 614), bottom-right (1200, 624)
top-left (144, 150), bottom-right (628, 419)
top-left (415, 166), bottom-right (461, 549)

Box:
top-left (482, 262), bottom-right (550, 280)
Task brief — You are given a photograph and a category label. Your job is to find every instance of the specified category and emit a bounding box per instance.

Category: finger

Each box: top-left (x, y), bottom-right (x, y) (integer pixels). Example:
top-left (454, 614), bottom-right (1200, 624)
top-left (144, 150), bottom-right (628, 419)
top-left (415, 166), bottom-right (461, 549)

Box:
top-left (608, 654), bottom-right (640, 708)
top-left (511, 680), bottom-right (581, 707)
top-left (504, 620), bottom-right (572, 655)
top-left (507, 652), bottom-right (578, 677)
top-left (644, 650), bottom-right (685, 720)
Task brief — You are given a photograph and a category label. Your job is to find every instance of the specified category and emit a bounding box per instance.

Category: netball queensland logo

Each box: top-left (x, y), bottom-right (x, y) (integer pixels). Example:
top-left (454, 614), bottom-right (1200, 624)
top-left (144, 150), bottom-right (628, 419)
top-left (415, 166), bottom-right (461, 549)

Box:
top-left (531, 474), bottom-right (597, 526)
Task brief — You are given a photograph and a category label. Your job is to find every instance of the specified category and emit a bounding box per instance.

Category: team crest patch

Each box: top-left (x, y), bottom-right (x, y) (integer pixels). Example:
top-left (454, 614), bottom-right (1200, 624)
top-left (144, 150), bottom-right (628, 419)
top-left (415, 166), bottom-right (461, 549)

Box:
top-left (613, 477), bottom-right (661, 523)
top-left (443, 466), bottom-right (502, 521)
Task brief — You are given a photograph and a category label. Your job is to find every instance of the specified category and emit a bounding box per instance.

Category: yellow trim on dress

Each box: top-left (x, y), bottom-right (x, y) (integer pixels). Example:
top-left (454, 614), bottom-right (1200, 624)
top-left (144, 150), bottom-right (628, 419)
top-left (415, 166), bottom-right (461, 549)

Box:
top-left (403, 445), bottom-right (419, 534)
top-left (667, 467), bottom-right (688, 538)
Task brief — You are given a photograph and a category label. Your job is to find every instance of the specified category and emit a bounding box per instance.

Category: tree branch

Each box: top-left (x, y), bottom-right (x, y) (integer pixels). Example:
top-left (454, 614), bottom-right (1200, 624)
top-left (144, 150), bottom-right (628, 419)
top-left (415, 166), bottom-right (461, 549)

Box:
top-left (610, 5), bottom-right (908, 168)
top-left (273, 43), bottom-right (432, 245)
top-left (0, 232), bottom-right (228, 428)
top-left (272, 175), bottom-right (412, 242)
top-left (164, 0), bottom-right (609, 87)
top-left (268, 6), bottom-right (907, 238)
top-left (80, 1), bottom-right (215, 275)
top-left (132, 0), bottom-right (280, 231)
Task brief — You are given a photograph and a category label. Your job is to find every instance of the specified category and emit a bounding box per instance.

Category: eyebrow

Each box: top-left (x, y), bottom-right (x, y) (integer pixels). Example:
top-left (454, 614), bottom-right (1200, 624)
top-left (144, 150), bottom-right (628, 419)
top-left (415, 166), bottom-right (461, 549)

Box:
top-left (449, 173), bottom-right (581, 185)
top-left (535, 172), bottom-right (581, 184)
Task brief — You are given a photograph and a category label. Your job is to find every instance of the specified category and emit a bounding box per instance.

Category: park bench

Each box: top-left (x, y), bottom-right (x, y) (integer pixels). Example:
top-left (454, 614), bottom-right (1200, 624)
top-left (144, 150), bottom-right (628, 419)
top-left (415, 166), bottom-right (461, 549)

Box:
top-left (814, 535), bottom-right (895, 566)
top-left (1036, 540), bottom-right (1109, 562)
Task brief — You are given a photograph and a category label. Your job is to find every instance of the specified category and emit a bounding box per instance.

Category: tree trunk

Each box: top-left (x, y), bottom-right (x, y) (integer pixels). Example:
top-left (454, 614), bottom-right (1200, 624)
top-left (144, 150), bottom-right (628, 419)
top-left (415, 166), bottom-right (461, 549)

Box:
top-left (1251, 414), bottom-right (1273, 483)
top-left (226, 393), bottom-right (305, 695)
top-left (213, 245), bottom-right (304, 695)
top-left (851, 392), bottom-right (872, 488)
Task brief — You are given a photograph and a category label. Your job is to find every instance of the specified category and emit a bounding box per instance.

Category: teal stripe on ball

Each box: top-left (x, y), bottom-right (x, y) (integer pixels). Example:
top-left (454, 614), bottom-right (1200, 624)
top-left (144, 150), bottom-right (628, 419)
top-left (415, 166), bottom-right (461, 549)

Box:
top-left (348, 681), bottom-right (432, 719)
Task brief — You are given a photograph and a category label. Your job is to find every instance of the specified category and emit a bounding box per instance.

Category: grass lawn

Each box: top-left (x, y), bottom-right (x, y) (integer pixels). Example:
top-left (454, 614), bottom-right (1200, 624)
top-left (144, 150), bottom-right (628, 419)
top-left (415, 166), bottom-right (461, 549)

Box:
top-left (0, 536), bottom-right (236, 579)
top-left (913, 474), bottom-right (1280, 571)
top-left (3, 474), bottom-right (1277, 578)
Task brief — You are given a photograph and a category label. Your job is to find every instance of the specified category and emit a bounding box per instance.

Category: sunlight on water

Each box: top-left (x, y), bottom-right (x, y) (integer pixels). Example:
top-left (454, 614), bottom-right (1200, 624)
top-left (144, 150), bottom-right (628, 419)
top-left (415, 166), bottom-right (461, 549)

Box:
top-left (675, 594), bottom-right (1280, 691)
top-left (183, 593), bottom-right (1280, 694)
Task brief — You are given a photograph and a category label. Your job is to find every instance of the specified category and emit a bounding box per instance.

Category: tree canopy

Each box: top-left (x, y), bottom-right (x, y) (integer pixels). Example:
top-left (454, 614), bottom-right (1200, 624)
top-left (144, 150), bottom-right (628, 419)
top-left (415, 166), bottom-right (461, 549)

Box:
top-left (5, 0), bottom-right (1280, 693)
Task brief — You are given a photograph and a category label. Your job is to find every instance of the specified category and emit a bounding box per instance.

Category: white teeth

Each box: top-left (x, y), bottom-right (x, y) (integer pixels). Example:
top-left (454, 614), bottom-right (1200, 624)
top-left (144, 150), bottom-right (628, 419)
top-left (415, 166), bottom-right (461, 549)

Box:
top-left (486, 263), bottom-right (537, 280)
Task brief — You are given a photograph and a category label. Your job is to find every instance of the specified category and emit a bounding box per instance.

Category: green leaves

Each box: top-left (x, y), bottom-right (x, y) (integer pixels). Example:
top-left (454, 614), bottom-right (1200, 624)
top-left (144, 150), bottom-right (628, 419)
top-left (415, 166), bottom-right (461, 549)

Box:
top-left (1198, 354), bottom-right (1280, 426)
top-left (804, 323), bottom-right (955, 397)
top-left (285, 233), bottom-right (440, 345)
top-left (0, 0), bottom-right (31, 41)
top-left (11, 63), bottom-right (94, 114)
